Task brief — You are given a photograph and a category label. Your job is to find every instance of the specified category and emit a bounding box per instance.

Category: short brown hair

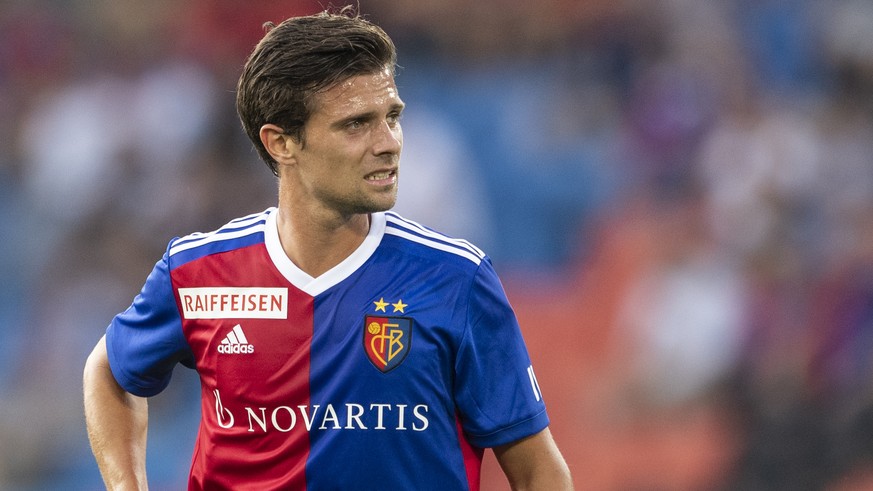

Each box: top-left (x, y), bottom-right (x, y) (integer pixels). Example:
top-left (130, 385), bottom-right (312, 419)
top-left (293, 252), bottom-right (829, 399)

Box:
top-left (236, 6), bottom-right (398, 175)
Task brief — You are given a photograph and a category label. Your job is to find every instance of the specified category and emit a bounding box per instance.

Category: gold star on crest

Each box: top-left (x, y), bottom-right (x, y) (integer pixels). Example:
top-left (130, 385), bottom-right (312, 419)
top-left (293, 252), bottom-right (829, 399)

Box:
top-left (374, 297), bottom-right (389, 312)
top-left (391, 299), bottom-right (408, 313)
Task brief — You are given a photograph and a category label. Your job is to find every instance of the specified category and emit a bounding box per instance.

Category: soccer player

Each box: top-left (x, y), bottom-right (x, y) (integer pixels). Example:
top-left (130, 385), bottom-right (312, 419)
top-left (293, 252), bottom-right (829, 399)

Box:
top-left (83, 7), bottom-right (573, 490)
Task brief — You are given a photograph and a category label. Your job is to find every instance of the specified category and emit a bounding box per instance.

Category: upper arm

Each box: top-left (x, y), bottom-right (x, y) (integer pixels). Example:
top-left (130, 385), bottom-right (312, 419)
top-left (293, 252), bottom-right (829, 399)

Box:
top-left (493, 427), bottom-right (574, 491)
top-left (84, 335), bottom-right (143, 408)
top-left (84, 335), bottom-right (116, 394)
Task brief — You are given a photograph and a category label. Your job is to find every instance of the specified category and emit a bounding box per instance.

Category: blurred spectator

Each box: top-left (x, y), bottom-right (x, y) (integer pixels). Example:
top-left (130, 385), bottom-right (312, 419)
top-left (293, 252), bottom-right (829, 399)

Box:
top-left (392, 106), bottom-right (495, 247)
top-left (617, 191), bottom-right (748, 408)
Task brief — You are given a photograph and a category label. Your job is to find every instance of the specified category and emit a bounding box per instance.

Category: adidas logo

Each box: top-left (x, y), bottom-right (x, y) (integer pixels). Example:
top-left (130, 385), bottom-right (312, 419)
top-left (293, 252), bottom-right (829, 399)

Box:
top-left (217, 324), bottom-right (254, 354)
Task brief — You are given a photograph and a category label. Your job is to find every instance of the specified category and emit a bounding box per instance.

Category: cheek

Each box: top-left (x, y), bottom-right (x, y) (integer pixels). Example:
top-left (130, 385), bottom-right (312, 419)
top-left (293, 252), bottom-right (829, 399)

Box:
top-left (316, 151), bottom-right (360, 185)
top-left (303, 142), bottom-right (348, 173)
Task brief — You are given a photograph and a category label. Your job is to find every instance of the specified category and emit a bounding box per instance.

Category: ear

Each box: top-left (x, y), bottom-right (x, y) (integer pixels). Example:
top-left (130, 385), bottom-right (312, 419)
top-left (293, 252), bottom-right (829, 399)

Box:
top-left (259, 124), bottom-right (299, 164)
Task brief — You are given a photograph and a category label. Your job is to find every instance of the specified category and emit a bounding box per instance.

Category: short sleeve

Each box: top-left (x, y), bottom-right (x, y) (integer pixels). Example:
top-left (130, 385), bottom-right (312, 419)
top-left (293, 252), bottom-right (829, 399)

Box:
top-left (453, 258), bottom-right (550, 448)
top-left (105, 248), bottom-right (194, 397)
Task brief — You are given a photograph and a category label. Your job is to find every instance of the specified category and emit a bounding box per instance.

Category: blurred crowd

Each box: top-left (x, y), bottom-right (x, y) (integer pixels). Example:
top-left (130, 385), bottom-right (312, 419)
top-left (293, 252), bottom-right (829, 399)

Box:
top-left (2, 0), bottom-right (873, 489)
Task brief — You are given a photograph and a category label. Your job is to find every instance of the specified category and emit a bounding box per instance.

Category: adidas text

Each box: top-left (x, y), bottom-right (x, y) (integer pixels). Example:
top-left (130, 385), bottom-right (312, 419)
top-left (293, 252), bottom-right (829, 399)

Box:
top-left (218, 344), bottom-right (254, 354)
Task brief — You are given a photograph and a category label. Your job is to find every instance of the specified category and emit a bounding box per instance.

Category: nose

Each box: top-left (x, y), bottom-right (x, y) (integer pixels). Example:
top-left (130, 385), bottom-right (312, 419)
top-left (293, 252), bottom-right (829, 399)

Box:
top-left (372, 120), bottom-right (402, 156)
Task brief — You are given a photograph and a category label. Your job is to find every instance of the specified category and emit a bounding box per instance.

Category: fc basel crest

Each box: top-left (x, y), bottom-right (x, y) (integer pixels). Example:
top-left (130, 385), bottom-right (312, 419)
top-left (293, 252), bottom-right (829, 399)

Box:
top-left (364, 316), bottom-right (412, 372)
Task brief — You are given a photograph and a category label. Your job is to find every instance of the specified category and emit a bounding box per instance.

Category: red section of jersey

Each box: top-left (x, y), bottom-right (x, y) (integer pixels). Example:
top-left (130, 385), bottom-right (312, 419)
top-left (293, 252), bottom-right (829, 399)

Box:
top-left (456, 415), bottom-right (484, 491)
top-left (172, 244), bottom-right (314, 490)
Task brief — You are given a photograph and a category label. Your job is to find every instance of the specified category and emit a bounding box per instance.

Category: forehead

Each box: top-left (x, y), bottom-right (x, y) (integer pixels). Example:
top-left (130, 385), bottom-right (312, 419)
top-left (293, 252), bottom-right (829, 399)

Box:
top-left (311, 68), bottom-right (401, 119)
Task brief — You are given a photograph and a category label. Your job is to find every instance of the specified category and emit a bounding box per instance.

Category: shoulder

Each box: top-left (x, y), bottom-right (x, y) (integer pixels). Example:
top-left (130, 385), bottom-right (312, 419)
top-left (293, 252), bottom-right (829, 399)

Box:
top-left (166, 208), bottom-right (274, 268)
top-left (381, 211), bottom-right (487, 268)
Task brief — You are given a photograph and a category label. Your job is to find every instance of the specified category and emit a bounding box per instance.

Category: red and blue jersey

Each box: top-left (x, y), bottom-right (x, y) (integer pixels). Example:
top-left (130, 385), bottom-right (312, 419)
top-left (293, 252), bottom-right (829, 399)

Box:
top-left (105, 208), bottom-right (549, 490)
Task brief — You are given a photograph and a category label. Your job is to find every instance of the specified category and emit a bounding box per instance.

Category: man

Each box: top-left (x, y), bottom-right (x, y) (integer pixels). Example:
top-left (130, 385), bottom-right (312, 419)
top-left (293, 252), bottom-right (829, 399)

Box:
top-left (83, 7), bottom-right (573, 490)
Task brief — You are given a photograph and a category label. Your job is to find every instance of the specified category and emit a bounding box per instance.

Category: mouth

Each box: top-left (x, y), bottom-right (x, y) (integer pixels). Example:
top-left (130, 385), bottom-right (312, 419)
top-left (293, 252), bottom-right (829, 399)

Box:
top-left (364, 169), bottom-right (397, 186)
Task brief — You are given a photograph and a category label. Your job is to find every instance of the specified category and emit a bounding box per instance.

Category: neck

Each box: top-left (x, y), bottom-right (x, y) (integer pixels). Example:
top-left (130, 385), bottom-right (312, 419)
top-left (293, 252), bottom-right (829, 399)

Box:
top-left (274, 206), bottom-right (371, 278)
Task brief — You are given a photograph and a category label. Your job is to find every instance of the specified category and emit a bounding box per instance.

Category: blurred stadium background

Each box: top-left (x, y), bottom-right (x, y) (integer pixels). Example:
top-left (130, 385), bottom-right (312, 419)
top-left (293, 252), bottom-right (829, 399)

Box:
top-left (3, 0), bottom-right (873, 489)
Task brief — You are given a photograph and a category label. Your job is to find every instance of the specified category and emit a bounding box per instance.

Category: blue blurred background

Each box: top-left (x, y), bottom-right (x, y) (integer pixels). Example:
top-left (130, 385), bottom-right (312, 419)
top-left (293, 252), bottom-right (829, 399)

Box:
top-left (3, 1), bottom-right (873, 489)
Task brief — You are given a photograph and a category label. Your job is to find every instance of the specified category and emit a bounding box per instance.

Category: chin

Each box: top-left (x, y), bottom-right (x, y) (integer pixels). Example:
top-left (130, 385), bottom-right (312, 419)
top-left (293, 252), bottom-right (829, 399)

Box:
top-left (346, 199), bottom-right (396, 215)
top-left (368, 192), bottom-right (398, 213)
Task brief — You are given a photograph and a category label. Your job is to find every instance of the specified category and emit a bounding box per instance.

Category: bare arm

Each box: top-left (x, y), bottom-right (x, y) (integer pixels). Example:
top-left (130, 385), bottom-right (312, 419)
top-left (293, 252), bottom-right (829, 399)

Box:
top-left (493, 427), bottom-right (573, 491)
top-left (83, 335), bottom-right (149, 490)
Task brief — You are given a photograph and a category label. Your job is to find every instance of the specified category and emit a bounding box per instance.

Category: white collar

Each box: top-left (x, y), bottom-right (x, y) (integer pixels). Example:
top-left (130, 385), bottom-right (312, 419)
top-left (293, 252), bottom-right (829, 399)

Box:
top-left (264, 209), bottom-right (386, 296)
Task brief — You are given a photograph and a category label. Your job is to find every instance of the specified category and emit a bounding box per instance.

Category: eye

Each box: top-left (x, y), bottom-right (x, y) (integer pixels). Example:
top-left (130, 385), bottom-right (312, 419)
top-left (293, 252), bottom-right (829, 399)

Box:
top-left (387, 112), bottom-right (402, 127)
top-left (346, 119), bottom-right (364, 130)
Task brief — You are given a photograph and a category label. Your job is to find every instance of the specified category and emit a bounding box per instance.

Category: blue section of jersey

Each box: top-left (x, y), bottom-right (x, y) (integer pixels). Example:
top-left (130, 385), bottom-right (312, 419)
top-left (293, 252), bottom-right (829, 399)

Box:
top-left (456, 259), bottom-right (549, 447)
top-left (306, 236), bottom-right (476, 488)
top-left (106, 251), bottom-right (194, 397)
top-left (384, 211), bottom-right (485, 262)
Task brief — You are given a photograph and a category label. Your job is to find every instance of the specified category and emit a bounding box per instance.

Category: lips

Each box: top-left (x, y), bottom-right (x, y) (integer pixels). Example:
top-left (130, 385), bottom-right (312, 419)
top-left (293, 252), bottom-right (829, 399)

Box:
top-left (364, 169), bottom-right (397, 183)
